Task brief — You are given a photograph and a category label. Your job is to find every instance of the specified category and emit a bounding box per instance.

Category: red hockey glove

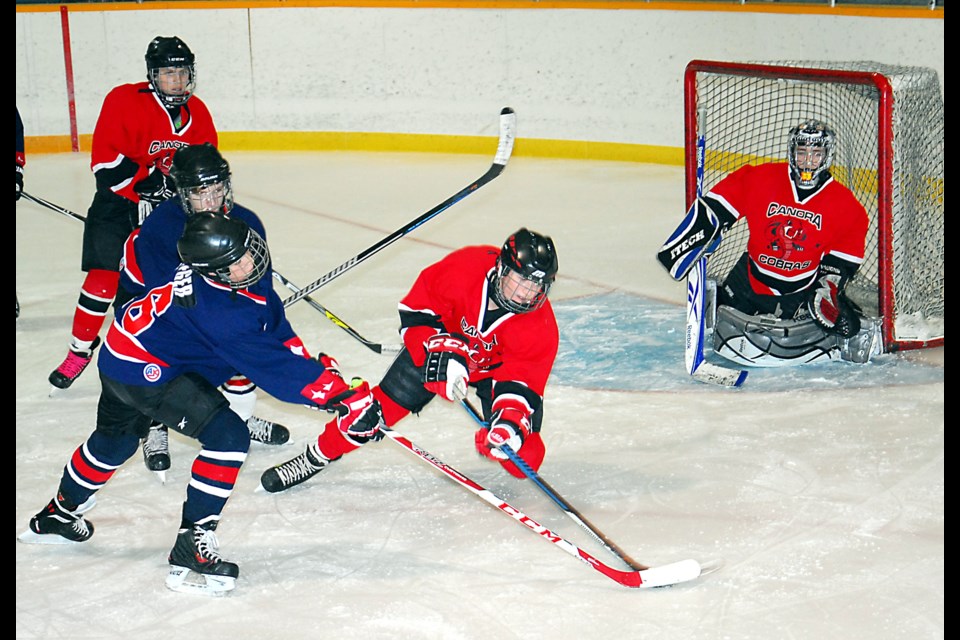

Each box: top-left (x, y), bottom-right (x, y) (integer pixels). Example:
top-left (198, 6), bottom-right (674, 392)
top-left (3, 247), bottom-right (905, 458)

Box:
top-left (328, 379), bottom-right (383, 441)
top-left (474, 408), bottom-right (546, 479)
top-left (421, 333), bottom-right (470, 402)
top-left (807, 274), bottom-right (860, 338)
top-left (315, 352), bottom-right (342, 379)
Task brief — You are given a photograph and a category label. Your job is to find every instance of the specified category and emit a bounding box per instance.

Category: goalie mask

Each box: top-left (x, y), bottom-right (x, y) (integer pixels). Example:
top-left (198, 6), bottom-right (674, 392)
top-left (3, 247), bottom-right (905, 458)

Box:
top-left (788, 120), bottom-right (836, 189)
top-left (169, 143), bottom-right (234, 216)
top-left (178, 212), bottom-right (270, 290)
top-left (145, 36), bottom-right (196, 108)
top-left (491, 228), bottom-right (558, 313)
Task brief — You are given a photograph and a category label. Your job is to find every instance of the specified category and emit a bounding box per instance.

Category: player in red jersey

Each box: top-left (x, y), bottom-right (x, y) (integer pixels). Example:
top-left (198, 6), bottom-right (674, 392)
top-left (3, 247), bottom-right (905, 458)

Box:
top-left (660, 120), bottom-right (880, 365)
top-left (49, 35), bottom-right (216, 390)
top-left (260, 228), bottom-right (561, 492)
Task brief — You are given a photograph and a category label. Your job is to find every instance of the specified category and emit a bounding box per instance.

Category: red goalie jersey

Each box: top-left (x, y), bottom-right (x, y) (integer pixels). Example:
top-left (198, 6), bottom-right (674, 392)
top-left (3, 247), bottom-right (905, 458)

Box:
top-left (706, 162), bottom-right (868, 296)
top-left (90, 81), bottom-right (217, 204)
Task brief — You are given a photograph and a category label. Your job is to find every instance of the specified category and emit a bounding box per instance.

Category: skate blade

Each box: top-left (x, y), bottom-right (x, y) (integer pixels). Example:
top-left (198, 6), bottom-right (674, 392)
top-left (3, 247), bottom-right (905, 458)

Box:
top-left (166, 566), bottom-right (236, 596)
top-left (152, 470), bottom-right (167, 484)
top-left (17, 528), bottom-right (83, 545)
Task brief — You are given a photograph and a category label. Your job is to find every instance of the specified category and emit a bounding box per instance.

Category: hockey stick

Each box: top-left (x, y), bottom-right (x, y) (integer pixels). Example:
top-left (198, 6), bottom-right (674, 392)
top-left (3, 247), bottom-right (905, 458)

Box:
top-left (272, 270), bottom-right (401, 355)
top-left (686, 133), bottom-right (747, 388)
top-left (282, 107), bottom-right (517, 309)
top-left (459, 398), bottom-right (648, 571)
top-left (381, 425), bottom-right (702, 588)
top-left (21, 191), bottom-right (87, 223)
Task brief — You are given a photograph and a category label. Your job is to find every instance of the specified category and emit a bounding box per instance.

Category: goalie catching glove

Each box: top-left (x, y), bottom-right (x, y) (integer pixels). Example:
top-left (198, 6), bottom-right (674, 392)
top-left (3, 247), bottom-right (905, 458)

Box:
top-left (422, 333), bottom-right (471, 401)
top-left (806, 271), bottom-right (860, 338)
top-left (474, 406), bottom-right (546, 479)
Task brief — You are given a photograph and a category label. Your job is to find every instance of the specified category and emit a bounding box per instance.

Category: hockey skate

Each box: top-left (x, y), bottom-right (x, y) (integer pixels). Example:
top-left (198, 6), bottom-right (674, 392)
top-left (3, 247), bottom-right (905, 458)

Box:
top-left (48, 337), bottom-right (101, 391)
top-left (840, 318), bottom-right (883, 364)
top-left (142, 423), bottom-right (171, 483)
top-left (247, 415), bottom-right (291, 445)
top-left (18, 494), bottom-right (96, 544)
top-left (166, 522), bottom-right (239, 596)
top-left (259, 443), bottom-right (330, 493)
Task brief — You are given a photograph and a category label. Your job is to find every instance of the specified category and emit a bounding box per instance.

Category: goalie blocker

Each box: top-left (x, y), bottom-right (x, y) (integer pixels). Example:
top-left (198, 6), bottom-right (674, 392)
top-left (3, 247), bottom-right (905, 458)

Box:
top-left (656, 198), bottom-right (722, 281)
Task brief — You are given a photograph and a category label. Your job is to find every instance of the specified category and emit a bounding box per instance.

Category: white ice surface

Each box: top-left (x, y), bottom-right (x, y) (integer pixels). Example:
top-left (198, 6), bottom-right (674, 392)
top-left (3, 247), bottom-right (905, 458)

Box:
top-left (17, 151), bottom-right (943, 639)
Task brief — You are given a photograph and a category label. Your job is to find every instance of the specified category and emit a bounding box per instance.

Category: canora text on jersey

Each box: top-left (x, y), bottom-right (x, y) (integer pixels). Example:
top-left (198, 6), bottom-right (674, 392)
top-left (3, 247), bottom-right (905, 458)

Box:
top-left (765, 203), bottom-right (823, 230)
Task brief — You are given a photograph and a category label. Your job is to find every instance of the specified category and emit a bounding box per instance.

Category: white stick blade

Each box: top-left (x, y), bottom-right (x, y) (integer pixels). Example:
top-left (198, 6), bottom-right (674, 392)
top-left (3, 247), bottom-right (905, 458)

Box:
top-left (637, 559), bottom-right (703, 588)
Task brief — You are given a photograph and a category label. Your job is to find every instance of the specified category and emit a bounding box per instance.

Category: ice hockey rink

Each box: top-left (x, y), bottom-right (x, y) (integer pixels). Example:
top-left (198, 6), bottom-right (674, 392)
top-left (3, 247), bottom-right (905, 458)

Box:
top-left (16, 150), bottom-right (943, 640)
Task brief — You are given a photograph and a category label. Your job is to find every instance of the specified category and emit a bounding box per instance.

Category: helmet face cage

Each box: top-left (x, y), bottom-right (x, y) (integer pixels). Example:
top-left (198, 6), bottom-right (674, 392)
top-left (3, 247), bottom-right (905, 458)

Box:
top-left (492, 261), bottom-right (552, 313)
top-left (145, 36), bottom-right (197, 107)
top-left (170, 144), bottom-right (234, 215)
top-left (788, 120), bottom-right (836, 188)
top-left (178, 179), bottom-right (235, 217)
top-left (209, 228), bottom-right (270, 290)
top-left (491, 228), bottom-right (558, 314)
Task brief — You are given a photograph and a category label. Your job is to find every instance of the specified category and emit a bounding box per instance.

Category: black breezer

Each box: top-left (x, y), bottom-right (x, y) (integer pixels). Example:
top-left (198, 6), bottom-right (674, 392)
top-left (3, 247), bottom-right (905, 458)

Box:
top-left (97, 371), bottom-right (229, 439)
top-left (81, 191), bottom-right (140, 273)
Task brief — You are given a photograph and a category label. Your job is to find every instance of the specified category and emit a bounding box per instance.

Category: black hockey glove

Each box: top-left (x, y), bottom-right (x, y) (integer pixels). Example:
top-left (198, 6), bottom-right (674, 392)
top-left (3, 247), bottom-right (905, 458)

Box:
top-left (134, 170), bottom-right (176, 207)
top-left (16, 164), bottom-right (23, 201)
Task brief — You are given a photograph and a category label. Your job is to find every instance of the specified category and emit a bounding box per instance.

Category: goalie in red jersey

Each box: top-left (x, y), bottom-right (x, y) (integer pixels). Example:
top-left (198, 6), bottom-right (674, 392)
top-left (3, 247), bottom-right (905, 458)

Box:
top-left (658, 120), bottom-right (881, 366)
top-left (49, 36), bottom-right (217, 391)
top-left (261, 228), bottom-right (561, 492)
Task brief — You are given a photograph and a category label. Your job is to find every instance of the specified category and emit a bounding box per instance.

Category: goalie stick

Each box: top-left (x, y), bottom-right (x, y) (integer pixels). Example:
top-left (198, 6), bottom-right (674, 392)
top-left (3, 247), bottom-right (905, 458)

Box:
top-left (686, 133), bottom-right (747, 388)
top-left (382, 426), bottom-right (703, 588)
top-left (282, 106), bottom-right (517, 308)
top-left (460, 398), bottom-right (647, 571)
top-left (272, 271), bottom-right (401, 355)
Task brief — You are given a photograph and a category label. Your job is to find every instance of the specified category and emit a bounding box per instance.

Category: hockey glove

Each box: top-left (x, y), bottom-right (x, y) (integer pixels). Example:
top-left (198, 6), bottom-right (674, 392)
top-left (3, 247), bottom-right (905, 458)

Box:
top-left (807, 274), bottom-right (860, 338)
top-left (134, 170), bottom-right (175, 223)
top-left (315, 352), bottom-right (342, 378)
top-left (16, 164), bottom-right (23, 201)
top-left (422, 333), bottom-right (470, 402)
top-left (328, 379), bottom-right (383, 442)
top-left (474, 408), bottom-right (546, 479)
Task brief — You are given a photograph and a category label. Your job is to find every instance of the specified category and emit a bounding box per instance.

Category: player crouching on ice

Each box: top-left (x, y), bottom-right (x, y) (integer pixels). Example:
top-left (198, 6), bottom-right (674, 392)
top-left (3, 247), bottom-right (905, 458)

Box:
top-left (18, 213), bottom-right (382, 596)
top-left (657, 120), bottom-right (883, 367)
top-left (261, 228), bottom-right (560, 493)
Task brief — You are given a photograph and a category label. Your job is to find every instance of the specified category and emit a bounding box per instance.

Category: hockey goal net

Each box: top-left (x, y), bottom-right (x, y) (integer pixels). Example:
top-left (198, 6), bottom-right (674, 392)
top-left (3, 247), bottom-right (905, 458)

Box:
top-left (684, 60), bottom-right (943, 353)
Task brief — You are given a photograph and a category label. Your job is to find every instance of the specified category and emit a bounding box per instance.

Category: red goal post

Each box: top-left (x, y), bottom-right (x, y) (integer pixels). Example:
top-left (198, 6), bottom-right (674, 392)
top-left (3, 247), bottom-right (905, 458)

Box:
top-left (684, 60), bottom-right (943, 353)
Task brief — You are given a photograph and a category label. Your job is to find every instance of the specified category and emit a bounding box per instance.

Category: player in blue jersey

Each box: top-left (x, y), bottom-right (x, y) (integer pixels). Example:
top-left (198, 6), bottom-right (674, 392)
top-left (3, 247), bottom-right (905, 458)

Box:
top-left (119, 143), bottom-right (292, 479)
top-left (19, 212), bottom-right (383, 596)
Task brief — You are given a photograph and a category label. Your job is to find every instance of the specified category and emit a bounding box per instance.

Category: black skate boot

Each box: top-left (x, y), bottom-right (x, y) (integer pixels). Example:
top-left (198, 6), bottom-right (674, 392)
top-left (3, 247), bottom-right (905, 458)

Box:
top-left (246, 415), bottom-right (291, 445)
top-left (166, 521), bottom-right (239, 595)
top-left (19, 493), bottom-right (95, 544)
top-left (259, 443), bottom-right (332, 493)
top-left (49, 337), bottom-right (101, 390)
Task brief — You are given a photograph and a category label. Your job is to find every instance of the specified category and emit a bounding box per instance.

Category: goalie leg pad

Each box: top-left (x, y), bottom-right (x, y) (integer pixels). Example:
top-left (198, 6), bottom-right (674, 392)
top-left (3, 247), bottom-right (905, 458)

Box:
top-left (713, 305), bottom-right (841, 367)
top-left (657, 198), bottom-right (722, 281)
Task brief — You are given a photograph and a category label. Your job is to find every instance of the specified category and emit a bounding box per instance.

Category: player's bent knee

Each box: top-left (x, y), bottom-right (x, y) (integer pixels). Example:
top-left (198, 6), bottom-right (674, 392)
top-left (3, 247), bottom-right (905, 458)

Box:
top-left (379, 349), bottom-right (435, 415)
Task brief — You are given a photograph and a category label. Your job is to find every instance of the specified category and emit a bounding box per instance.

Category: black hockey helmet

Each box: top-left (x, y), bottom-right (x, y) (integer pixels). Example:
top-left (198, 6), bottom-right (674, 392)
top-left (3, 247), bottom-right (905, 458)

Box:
top-left (788, 119), bottom-right (836, 189)
top-left (145, 36), bottom-right (196, 107)
top-left (178, 212), bottom-right (270, 290)
top-left (491, 228), bottom-right (558, 313)
top-left (169, 143), bottom-right (234, 215)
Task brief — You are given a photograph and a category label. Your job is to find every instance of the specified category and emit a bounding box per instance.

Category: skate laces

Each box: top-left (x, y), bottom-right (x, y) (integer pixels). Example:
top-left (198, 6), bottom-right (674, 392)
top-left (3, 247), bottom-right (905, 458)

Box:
top-left (143, 426), bottom-right (169, 456)
top-left (246, 416), bottom-right (275, 443)
top-left (275, 447), bottom-right (325, 485)
top-left (55, 349), bottom-right (94, 379)
top-left (194, 527), bottom-right (225, 563)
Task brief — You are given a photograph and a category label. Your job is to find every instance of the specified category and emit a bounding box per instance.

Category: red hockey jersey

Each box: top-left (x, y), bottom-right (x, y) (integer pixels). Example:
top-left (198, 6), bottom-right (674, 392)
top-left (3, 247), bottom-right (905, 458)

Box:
top-left (707, 162), bottom-right (869, 296)
top-left (90, 81), bottom-right (217, 204)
